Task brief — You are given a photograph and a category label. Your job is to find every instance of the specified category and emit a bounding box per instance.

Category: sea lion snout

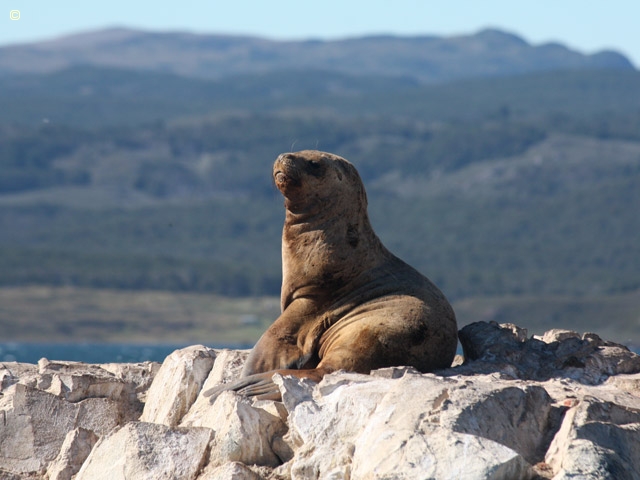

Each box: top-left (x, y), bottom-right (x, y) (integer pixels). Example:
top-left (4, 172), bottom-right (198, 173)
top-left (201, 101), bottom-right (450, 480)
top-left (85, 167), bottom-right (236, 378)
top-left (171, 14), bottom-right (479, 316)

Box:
top-left (274, 151), bottom-right (334, 182)
top-left (273, 154), bottom-right (303, 192)
top-left (275, 151), bottom-right (328, 194)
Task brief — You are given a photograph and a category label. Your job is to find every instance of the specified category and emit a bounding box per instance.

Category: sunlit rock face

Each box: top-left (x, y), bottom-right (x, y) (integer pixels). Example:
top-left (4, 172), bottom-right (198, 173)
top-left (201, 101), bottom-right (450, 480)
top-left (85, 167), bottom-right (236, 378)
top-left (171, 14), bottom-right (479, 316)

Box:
top-left (1, 322), bottom-right (640, 479)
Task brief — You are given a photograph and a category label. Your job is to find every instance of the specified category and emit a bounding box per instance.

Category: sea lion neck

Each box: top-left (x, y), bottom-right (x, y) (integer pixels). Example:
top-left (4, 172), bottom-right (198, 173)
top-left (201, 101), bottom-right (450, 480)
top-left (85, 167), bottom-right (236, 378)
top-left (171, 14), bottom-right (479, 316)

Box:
top-left (283, 196), bottom-right (340, 226)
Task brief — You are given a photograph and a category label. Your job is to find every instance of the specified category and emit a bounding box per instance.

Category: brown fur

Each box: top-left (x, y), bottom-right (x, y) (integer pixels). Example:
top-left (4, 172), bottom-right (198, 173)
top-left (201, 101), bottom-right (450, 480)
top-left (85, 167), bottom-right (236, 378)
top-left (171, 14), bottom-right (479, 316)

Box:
top-left (206, 150), bottom-right (457, 401)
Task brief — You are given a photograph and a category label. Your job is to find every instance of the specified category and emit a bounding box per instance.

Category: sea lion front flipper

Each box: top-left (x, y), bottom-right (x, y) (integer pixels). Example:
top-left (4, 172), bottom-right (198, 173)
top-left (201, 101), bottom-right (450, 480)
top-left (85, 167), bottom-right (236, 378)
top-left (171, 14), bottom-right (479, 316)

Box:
top-left (203, 372), bottom-right (282, 402)
top-left (204, 367), bottom-right (329, 403)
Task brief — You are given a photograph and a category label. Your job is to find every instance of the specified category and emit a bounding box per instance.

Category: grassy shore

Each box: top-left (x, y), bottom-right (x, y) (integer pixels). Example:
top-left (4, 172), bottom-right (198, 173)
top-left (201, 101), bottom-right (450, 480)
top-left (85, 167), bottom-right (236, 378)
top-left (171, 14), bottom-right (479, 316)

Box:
top-left (0, 286), bottom-right (280, 345)
top-left (1, 286), bottom-right (638, 347)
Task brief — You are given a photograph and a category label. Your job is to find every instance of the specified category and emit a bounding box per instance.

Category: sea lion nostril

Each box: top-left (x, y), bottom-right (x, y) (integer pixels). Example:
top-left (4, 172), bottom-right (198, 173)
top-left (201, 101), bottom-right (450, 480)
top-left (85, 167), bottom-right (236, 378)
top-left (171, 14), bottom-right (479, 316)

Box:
top-left (275, 172), bottom-right (287, 184)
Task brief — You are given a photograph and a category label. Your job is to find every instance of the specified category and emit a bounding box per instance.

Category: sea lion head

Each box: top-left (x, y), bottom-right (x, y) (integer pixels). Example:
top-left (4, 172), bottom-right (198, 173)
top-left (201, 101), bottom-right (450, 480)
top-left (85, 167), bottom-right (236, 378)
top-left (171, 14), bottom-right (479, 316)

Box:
top-left (273, 150), bottom-right (367, 215)
top-left (274, 150), bottom-right (384, 310)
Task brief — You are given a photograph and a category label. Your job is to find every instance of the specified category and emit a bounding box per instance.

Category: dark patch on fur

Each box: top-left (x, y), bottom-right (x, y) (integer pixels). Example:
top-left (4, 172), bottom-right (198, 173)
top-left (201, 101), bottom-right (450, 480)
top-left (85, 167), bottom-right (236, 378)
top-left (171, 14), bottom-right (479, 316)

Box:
top-left (347, 224), bottom-right (359, 248)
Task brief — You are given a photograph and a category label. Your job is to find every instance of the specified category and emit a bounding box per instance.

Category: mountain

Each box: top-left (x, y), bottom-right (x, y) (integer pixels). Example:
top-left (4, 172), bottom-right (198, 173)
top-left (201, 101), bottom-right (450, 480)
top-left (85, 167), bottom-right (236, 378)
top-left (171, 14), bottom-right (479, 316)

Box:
top-left (0, 28), bottom-right (633, 82)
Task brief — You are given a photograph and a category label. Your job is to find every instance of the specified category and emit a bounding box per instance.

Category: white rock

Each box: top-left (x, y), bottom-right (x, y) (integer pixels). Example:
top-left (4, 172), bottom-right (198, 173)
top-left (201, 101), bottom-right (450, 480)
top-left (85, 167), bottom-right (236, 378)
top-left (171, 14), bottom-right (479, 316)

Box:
top-left (205, 348), bottom-right (250, 386)
top-left (0, 361), bottom-right (39, 390)
top-left (75, 422), bottom-right (212, 480)
top-left (2, 325), bottom-right (640, 479)
top-left (37, 358), bottom-right (126, 402)
top-left (46, 428), bottom-right (99, 480)
top-left (181, 348), bottom-right (249, 426)
top-left (282, 372), bottom-right (538, 480)
top-left (440, 381), bottom-right (557, 464)
top-left (100, 361), bottom-right (161, 404)
top-left (0, 383), bottom-right (125, 477)
top-left (546, 397), bottom-right (640, 479)
top-left (205, 391), bottom-right (286, 468)
top-left (283, 374), bottom-right (410, 478)
top-left (352, 426), bottom-right (533, 480)
top-left (540, 329), bottom-right (581, 343)
top-left (140, 345), bottom-right (216, 426)
top-left (605, 372), bottom-right (640, 396)
top-left (198, 461), bottom-right (263, 480)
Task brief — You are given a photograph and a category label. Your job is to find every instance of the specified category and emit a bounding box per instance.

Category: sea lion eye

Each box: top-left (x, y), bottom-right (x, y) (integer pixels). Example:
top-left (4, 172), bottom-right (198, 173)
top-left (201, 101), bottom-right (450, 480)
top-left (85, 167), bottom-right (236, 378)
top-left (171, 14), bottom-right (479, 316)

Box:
top-left (306, 160), bottom-right (324, 177)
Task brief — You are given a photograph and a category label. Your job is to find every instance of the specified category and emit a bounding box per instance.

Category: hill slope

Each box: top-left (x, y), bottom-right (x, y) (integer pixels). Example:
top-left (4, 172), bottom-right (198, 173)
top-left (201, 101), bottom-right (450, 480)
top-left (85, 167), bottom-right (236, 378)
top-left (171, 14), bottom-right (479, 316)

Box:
top-left (1, 67), bottom-right (639, 128)
top-left (0, 27), bottom-right (638, 343)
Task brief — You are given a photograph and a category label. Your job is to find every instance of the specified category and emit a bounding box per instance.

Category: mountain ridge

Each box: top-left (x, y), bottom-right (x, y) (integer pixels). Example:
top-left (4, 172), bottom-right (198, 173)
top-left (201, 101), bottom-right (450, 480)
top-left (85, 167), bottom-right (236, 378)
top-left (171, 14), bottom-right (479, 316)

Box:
top-left (0, 27), bottom-right (633, 81)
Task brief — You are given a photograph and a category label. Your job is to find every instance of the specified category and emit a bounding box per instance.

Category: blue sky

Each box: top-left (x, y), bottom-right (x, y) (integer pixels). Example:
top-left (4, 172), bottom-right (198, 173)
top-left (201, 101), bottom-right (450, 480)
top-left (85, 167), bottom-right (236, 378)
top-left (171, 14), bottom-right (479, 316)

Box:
top-left (3, 1), bottom-right (639, 66)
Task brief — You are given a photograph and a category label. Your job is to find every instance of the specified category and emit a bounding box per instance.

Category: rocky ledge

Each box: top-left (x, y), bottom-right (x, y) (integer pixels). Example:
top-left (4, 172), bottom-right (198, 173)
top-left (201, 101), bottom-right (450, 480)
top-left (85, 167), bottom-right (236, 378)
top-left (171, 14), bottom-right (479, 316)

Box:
top-left (1, 321), bottom-right (640, 480)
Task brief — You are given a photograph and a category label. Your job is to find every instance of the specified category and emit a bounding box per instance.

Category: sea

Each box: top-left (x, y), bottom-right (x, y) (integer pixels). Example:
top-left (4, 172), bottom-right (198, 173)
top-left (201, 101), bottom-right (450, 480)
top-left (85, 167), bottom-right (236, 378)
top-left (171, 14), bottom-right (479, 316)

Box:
top-left (1, 342), bottom-right (638, 365)
top-left (0, 342), bottom-right (251, 364)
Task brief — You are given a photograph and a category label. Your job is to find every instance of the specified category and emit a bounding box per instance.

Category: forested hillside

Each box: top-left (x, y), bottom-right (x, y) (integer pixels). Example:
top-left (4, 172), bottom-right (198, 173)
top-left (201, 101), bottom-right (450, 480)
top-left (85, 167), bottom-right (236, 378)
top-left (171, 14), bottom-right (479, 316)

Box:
top-left (0, 28), bottom-right (638, 342)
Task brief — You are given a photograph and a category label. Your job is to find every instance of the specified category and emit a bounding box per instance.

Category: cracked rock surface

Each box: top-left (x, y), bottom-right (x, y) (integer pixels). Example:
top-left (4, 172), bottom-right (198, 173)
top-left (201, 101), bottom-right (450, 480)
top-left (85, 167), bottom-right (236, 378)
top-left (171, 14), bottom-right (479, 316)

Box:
top-left (1, 323), bottom-right (640, 479)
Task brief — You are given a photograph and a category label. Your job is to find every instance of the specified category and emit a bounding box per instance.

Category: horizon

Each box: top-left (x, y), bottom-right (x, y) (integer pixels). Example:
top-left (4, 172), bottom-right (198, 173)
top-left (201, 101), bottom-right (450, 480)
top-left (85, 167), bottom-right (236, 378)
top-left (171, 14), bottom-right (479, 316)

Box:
top-left (2, 1), bottom-right (639, 67)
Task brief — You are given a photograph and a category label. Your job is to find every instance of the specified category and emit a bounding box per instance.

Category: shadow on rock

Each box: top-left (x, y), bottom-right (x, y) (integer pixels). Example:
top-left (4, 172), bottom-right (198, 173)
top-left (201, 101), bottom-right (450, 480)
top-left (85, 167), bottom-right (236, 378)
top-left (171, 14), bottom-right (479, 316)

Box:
top-left (444, 321), bottom-right (640, 385)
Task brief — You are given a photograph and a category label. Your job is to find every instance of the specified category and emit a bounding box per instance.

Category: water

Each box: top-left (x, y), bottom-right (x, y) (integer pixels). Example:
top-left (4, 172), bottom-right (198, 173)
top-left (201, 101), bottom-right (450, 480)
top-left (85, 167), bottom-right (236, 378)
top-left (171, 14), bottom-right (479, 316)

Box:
top-left (1, 342), bottom-right (638, 365)
top-left (0, 342), bottom-right (250, 364)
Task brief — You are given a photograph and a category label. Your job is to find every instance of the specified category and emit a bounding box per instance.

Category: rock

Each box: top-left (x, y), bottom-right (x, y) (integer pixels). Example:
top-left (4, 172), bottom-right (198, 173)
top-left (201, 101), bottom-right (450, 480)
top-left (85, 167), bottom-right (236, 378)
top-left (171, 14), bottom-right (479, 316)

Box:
top-left (181, 355), bottom-right (289, 468)
top-left (100, 361), bottom-right (161, 404)
top-left (606, 372), bottom-right (640, 396)
top-left (459, 320), bottom-right (527, 362)
top-left (3, 359), bottom-right (157, 416)
top-left (140, 345), bottom-right (216, 426)
top-left (538, 329), bottom-right (581, 343)
top-left (198, 461), bottom-right (264, 480)
top-left (545, 397), bottom-right (640, 480)
top-left (352, 427), bottom-right (534, 480)
top-left (204, 348), bottom-right (251, 387)
top-left (37, 358), bottom-right (126, 403)
top-left (0, 359), bottom-right (157, 478)
top-left (456, 321), bottom-right (640, 385)
top-left (369, 365), bottom-right (422, 379)
top-left (443, 383), bottom-right (562, 464)
top-left (0, 383), bottom-right (127, 477)
top-left (1, 322), bottom-right (640, 478)
top-left (501, 322), bottom-right (530, 342)
top-left (75, 422), bottom-right (212, 480)
top-left (280, 372), bottom-right (540, 480)
top-left (0, 361), bottom-right (39, 389)
top-left (46, 428), bottom-right (99, 480)
top-left (203, 391), bottom-right (287, 468)
top-left (181, 348), bottom-right (249, 426)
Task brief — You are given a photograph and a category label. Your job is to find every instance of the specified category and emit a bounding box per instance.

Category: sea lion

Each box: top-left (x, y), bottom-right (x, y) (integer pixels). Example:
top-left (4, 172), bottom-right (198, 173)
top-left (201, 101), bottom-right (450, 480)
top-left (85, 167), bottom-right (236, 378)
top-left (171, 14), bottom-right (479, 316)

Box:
top-left (206, 150), bottom-right (457, 401)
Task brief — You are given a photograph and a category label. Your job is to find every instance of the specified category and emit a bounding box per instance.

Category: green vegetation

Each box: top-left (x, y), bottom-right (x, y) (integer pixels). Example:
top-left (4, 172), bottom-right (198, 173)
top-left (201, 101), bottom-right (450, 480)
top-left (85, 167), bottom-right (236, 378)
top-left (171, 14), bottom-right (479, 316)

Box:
top-left (0, 54), bottom-right (638, 343)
